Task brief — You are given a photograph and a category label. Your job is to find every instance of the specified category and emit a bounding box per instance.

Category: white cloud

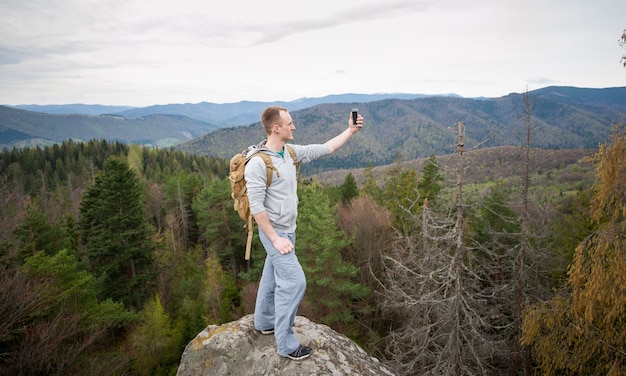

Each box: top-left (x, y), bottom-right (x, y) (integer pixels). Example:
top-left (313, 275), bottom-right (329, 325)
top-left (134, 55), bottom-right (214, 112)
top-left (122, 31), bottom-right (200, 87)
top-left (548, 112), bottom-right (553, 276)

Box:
top-left (0, 0), bottom-right (625, 106)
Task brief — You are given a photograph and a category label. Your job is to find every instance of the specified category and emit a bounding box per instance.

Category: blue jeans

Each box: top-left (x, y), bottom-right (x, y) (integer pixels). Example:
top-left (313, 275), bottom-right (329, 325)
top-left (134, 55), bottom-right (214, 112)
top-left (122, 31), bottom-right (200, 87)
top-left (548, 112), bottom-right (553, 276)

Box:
top-left (254, 229), bottom-right (306, 356)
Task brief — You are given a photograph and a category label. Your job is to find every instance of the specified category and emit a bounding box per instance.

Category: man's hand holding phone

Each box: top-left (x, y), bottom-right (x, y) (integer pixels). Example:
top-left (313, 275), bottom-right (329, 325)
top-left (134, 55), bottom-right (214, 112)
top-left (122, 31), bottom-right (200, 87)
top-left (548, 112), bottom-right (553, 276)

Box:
top-left (351, 108), bottom-right (363, 130)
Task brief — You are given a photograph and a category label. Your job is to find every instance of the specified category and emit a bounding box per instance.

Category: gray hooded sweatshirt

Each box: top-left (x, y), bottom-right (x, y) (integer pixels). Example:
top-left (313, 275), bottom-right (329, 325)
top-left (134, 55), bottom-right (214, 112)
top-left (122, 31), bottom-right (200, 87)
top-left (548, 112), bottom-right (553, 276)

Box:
top-left (244, 140), bottom-right (330, 233)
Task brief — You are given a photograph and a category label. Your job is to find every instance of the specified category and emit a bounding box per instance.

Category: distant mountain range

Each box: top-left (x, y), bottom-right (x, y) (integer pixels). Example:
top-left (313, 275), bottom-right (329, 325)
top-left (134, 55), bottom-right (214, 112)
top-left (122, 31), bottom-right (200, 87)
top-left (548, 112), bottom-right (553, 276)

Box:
top-left (2, 87), bottom-right (625, 175)
top-left (176, 86), bottom-right (626, 175)
top-left (9, 93), bottom-right (449, 127)
top-left (0, 108), bottom-right (219, 149)
top-left (1, 93), bottom-right (455, 149)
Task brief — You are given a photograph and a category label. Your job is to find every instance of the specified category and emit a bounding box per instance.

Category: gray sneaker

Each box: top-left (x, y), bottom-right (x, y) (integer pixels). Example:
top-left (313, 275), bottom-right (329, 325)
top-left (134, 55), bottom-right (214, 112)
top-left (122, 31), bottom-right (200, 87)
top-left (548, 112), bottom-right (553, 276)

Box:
top-left (285, 345), bottom-right (312, 360)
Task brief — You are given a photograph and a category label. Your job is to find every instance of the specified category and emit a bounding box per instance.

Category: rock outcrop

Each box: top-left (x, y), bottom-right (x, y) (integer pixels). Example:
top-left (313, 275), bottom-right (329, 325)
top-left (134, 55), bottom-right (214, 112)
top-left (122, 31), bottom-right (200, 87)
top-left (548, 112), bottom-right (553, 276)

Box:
top-left (176, 314), bottom-right (396, 376)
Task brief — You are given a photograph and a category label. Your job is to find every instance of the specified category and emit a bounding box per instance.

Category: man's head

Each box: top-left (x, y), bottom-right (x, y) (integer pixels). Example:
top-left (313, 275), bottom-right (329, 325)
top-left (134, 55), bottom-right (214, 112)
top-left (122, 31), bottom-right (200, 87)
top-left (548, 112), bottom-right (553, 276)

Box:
top-left (261, 106), bottom-right (287, 135)
top-left (261, 106), bottom-right (295, 141)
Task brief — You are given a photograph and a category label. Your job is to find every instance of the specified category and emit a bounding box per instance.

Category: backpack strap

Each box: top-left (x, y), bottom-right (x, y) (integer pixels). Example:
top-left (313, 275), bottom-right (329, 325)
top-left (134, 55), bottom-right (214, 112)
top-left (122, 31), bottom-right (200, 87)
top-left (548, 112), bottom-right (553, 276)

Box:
top-left (245, 214), bottom-right (254, 261)
top-left (247, 152), bottom-right (278, 187)
top-left (243, 152), bottom-right (276, 261)
top-left (285, 145), bottom-right (301, 176)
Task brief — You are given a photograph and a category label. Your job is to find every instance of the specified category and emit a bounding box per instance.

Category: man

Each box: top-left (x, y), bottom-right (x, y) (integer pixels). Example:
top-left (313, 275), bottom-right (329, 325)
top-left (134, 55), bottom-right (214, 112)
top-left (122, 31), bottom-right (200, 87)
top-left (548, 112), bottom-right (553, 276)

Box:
top-left (245, 106), bottom-right (363, 360)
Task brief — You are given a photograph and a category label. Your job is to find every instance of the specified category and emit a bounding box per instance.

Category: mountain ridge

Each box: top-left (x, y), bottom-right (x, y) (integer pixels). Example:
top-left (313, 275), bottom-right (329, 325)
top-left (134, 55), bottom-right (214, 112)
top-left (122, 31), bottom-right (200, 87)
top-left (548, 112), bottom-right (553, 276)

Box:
top-left (9, 92), bottom-right (456, 126)
top-left (175, 86), bottom-right (626, 175)
top-left (2, 87), bottom-right (624, 176)
top-left (0, 106), bottom-right (218, 149)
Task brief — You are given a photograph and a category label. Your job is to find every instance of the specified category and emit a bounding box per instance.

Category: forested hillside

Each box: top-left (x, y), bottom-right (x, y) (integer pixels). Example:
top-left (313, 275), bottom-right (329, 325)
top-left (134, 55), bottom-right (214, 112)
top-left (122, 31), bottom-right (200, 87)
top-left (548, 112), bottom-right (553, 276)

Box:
top-left (0, 105), bottom-right (218, 149)
top-left (0, 140), bottom-right (231, 375)
top-left (4, 86), bottom-right (624, 169)
top-left (177, 86), bottom-right (626, 175)
top-left (1, 119), bottom-right (624, 375)
top-left (1, 87), bottom-right (625, 374)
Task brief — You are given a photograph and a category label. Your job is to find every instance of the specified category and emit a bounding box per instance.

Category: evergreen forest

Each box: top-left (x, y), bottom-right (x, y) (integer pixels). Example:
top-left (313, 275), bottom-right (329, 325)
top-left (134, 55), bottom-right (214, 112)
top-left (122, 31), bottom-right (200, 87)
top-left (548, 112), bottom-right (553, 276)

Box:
top-left (0, 113), bottom-right (624, 375)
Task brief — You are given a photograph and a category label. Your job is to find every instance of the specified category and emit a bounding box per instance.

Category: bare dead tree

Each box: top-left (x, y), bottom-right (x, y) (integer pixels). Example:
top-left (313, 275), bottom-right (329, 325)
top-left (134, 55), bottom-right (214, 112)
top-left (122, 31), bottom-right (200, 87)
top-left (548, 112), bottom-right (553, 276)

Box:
top-left (380, 122), bottom-right (507, 375)
top-left (453, 90), bottom-right (563, 375)
top-left (509, 88), bottom-right (535, 375)
top-left (177, 181), bottom-right (190, 250)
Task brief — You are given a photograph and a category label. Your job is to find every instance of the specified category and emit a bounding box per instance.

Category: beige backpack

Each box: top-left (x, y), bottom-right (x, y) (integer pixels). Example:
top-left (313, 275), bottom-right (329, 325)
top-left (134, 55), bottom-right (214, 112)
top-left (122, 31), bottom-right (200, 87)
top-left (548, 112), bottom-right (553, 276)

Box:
top-left (229, 146), bottom-right (299, 260)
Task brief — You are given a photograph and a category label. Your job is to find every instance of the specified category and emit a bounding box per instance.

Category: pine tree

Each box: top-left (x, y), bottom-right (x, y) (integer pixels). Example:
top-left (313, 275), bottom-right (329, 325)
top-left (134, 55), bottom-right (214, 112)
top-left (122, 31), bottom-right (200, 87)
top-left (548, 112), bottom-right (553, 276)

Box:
top-left (128, 294), bottom-right (181, 376)
top-left (79, 156), bottom-right (156, 309)
top-left (361, 165), bottom-right (383, 203)
top-left (297, 184), bottom-right (369, 332)
top-left (522, 123), bottom-right (626, 375)
top-left (339, 172), bottom-right (359, 204)
top-left (417, 155), bottom-right (443, 206)
top-left (13, 197), bottom-right (70, 260)
top-left (192, 177), bottom-right (245, 278)
top-left (382, 161), bottom-right (420, 231)
top-left (164, 172), bottom-right (203, 251)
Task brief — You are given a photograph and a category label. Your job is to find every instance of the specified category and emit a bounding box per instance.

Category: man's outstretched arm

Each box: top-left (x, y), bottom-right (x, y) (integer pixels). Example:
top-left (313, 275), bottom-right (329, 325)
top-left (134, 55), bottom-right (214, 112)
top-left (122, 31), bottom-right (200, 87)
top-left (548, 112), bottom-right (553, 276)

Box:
top-left (325, 112), bottom-right (363, 153)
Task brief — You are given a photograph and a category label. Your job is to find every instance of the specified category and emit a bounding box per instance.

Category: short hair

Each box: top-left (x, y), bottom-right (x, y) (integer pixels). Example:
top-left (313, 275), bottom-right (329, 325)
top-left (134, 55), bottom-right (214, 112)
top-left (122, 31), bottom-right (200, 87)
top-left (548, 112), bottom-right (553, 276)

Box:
top-left (260, 106), bottom-right (288, 135)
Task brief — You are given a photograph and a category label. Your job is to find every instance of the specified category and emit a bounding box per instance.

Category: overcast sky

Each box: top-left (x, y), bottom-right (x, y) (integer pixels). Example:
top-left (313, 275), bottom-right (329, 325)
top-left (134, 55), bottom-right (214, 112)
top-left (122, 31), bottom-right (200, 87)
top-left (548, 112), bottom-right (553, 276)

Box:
top-left (1, 0), bottom-right (625, 107)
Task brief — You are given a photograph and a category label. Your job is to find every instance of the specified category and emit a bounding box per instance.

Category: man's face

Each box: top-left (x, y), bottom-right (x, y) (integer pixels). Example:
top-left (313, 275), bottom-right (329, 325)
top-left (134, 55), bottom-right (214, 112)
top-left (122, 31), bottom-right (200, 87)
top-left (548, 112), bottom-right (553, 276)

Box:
top-left (276, 110), bottom-right (295, 141)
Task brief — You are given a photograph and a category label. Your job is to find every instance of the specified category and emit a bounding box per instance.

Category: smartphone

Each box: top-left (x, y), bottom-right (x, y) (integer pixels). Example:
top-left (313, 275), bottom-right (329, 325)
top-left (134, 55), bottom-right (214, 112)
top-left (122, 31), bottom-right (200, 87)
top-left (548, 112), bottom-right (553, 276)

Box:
top-left (351, 109), bottom-right (358, 126)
